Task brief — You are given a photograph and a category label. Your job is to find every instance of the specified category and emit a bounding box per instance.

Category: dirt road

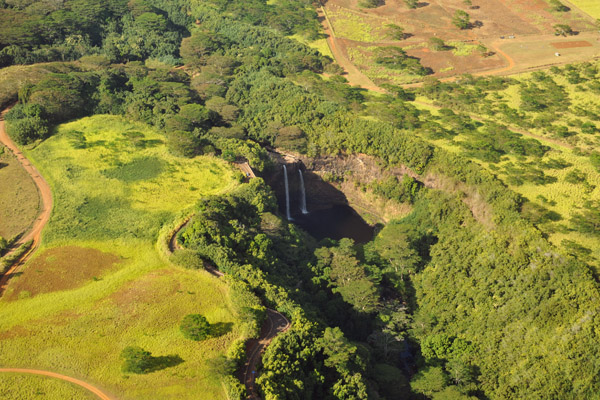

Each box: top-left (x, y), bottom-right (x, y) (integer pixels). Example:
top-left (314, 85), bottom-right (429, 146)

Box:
top-left (0, 109), bottom-right (53, 295)
top-left (317, 6), bottom-right (385, 93)
top-left (242, 309), bottom-right (290, 399)
top-left (0, 368), bottom-right (113, 400)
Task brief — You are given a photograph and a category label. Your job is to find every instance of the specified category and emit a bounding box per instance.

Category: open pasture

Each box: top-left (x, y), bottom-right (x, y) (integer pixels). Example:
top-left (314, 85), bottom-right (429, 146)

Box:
top-left (0, 372), bottom-right (97, 400)
top-left (0, 115), bottom-right (241, 399)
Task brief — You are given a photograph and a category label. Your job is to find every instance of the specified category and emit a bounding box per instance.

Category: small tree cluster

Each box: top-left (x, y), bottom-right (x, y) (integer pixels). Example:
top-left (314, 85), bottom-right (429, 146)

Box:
top-left (549, 0), bottom-right (569, 12)
top-left (554, 24), bottom-right (574, 36)
top-left (5, 104), bottom-right (49, 145)
top-left (429, 37), bottom-right (447, 51)
top-left (359, 0), bottom-right (381, 8)
top-left (0, 236), bottom-right (7, 255)
top-left (404, 0), bottom-right (418, 9)
top-left (120, 346), bottom-right (154, 374)
top-left (452, 10), bottom-right (471, 29)
top-left (180, 314), bottom-right (211, 340)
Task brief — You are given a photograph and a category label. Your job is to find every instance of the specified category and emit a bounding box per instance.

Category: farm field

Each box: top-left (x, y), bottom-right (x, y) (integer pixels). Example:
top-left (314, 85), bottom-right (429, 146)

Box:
top-left (320, 0), bottom-right (599, 85)
top-left (0, 145), bottom-right (38, 239)
top-left (0, 115), bottom-right (242, 399)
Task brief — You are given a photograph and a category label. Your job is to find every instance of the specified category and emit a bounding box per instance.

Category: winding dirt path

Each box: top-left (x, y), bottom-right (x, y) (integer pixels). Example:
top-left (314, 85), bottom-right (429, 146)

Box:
top-left (317, 5), bottom-right (385, 93)
top-left (242, 309), bottom-right (290, 400)
top-left (167, 222), bottom-right (290, 399)
top-left (0, 109), bottom-right (53, 295)
top-left (0, 368), bottom-right (113, 400)
top-left (475, 41), bottom-right (516, 77)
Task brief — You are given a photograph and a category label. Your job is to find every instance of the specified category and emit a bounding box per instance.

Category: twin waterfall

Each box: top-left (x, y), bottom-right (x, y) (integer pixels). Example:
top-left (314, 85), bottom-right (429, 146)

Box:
top-left (283, 165), bottom-right (291, 220)
top-left (299, 170), bottom-right (308, 215)
top-left (282, 165), bottom-right (308, 220)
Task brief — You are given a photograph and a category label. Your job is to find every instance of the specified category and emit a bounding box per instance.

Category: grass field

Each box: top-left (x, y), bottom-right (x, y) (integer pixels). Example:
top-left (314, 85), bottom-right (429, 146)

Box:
top-left (568, 0), bottom-right (600, 18)
top-left (327, 7), bottom-right (386, 43)
top-left (0, 115), bottom-right (242, 399)
top-left (288, 34), bottom-right (334, 59)
top-left (0, 373), bottom-right (96, 399)
top-left (0, 145), bottom-right (39, 239)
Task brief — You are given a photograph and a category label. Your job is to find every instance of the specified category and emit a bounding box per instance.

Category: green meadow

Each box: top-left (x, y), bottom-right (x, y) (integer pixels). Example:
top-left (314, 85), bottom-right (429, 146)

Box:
top-left (0, 115), bottom-right (241, 399)
top-left (0, 373), bottom-right (96, 400)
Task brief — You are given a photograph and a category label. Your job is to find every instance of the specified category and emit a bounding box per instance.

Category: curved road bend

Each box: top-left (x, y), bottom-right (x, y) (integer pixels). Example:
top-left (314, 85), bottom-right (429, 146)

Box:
top-left (0, 109), bottom-right (53, 295)
top-left (0, 368), bottom-right (113, 400)
top-left (242, 309), bottom-right (291, 399)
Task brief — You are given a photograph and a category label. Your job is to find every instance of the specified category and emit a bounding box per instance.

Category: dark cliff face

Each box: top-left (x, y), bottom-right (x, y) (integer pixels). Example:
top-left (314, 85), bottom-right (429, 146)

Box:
top-left (266, 152), bottom-right (349, 214)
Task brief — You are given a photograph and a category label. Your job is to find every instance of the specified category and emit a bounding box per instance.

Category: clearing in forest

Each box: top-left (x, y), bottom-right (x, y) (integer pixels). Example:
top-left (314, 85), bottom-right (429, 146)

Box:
top-left (0, 115), bottom-right (243, 400)
top-left (321, 0), bottom-right (599, 84)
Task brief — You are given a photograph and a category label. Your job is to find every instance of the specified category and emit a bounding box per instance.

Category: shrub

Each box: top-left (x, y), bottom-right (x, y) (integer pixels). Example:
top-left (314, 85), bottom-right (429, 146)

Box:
top-left (359, 0), bottom-right (381, 8)
top-left (554, 24), bottom-right (574, 36)
top-left (121, 346), bottom-right (154, 374)
top-left (180, 314), bottom-right (211, 340)
top-left (223, 375), bottom-right (247, 400)
top-left (429, 37), bottom-right (447, 51)
top-left (226, 339), bottom-right (247, 369)
top-left (5, 104), bottom-right (49, 145)
top-left (0, 236), bottom-right (6, 255)
top-left (404, 0), bottom-right (418, 9)
top-left (170, 249), bottom-right (205, 269)
top-left (452, 10), bottom-right (470, 29)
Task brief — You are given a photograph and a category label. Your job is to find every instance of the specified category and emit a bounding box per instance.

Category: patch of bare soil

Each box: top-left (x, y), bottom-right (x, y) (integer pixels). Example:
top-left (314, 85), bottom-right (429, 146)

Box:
top-left (5, 247), bottom-right (121, 301)
top-left (552, 40), bottom-right (593, 48)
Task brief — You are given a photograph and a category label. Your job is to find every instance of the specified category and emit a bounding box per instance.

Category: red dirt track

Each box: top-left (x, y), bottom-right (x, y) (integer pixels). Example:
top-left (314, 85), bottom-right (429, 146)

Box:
top-left (0, 368), bottom-right (113, 400)
top-left (552, 41), bottom-right (593, 49)
top-left (0, 108), bottom-right (53, 295)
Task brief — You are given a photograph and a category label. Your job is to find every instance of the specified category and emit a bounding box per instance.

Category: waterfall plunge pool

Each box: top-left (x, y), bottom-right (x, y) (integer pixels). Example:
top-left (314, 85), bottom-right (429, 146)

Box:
top-left (290, 204), bottom-right (375, 244)
top-left (276, 164), bottom-right (374, 244)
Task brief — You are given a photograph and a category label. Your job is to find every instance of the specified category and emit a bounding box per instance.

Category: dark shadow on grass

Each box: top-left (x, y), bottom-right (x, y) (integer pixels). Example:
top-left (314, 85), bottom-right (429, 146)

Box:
top-left (210, 322), bottom-right (233, 338)
top-left (147, 355), bottom-right (184, 373)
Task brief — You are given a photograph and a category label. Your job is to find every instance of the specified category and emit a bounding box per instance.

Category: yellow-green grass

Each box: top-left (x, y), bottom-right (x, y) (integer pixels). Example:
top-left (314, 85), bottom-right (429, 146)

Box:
top-left (0, 373), bottom-right (96, 399)
top-left (0, 115), bottom-right (241, 399)
top-left (347, 46), bottom-right (423, 85)
top-left (492, 66), bottom-right (600, 150)
top-left (447, 41), bottom-right (479, 57)
top-left (327, 8), bottom-right (386, 42)
top-left (410, 96), bottom-right (600, 264)
top-left (0, 145), bottom-right (39, 239)
top-left (568, 0), bottom-right (600, 18)
top-left (288, 34), bottom-right (334, 59)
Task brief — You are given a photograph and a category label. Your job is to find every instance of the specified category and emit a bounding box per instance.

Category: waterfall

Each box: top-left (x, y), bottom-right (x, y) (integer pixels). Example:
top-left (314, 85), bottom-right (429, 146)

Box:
top-left (283, 165), bottom-right (291, 220)
top-left (298, 169), bottom-right (308, 214)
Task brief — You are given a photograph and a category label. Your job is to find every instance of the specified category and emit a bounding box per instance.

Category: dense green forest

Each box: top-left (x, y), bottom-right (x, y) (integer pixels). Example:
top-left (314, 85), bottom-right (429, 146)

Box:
top-left (2, 0), bottom-right (600, 399)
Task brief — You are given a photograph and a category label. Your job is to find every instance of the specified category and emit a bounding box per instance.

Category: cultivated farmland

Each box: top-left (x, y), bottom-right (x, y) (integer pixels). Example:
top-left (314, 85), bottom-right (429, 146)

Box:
top-left (321, 0), bottom-right (600, 84)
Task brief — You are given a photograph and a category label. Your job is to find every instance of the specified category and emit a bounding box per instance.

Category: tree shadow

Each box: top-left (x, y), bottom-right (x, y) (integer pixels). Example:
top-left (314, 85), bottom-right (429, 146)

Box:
top-left (416, 2), bottom-right (429, 7)
top-left (210, 322), bottom-right (233, 338)
top-left (0, 162), bottom-right (7, 169)
top-left (147, 355), bottom-right (184, 373)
